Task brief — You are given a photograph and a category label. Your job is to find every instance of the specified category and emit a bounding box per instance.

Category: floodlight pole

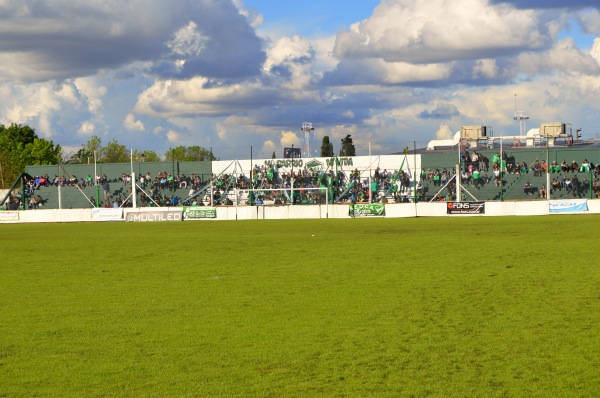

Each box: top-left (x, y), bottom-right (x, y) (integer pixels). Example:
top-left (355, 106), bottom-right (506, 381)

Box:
top-left (291, 144), bottom-right (294, 206)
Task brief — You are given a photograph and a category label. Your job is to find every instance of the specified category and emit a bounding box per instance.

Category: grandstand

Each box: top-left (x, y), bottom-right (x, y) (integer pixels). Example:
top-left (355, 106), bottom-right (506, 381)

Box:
top-left (1, 142), bottom-right (598, 211)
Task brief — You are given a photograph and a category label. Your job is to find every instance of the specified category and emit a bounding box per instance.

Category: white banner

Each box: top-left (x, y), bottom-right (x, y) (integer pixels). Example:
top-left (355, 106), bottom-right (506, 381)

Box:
top-left (549, 199), bottom-right (588, 213)
top-left (0, 211), bottom-right (20, 221)
top-left (91, 208), bottom-right (123, 221)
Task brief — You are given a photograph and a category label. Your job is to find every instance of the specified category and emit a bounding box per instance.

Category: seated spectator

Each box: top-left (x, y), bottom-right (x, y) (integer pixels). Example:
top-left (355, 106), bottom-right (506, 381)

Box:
top-left (551, 178), bottom-right (561, 193)
top-left (520, 162), bottom-right (528, 174)
top-left (570, 161), bottom-right (579, 172)
top-left (580, 159), bottom-right (591, 172)
top-left (524, 182), bottom-right (535, 195)
top-left (540, 184), bottom-right (547, 198)
top-left (549, 160), bottom-right (560, 173)
top-left (560, 160), bottom-right (569, 173)
top-left (532, 160), bottom-right (542, 176)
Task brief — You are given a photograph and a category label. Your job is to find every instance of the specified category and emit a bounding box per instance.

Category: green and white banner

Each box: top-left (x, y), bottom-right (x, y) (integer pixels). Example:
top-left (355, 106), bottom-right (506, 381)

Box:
top-left (183, 207), bottom-right (217, 220)
top-left (349, 203), bottom-right (385, 217)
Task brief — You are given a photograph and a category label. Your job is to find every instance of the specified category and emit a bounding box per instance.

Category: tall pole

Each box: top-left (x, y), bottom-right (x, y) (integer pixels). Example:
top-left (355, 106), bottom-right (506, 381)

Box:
top-left (171, 148), bottom-right (175, 195)
top-left (250, 146), bottom-right (253, 206)
top-left (546, 140), bottom-right (550, 200)
top-left (500, 138), bottom-right (503, 201)
top-left (414, 141), bottom-right (418, 204)
top-left (94, 150), bottom-right (99, 207)
top-left (369, 142), bottom-right (372, 203)
top-left (291, 144), bottom-right (294, 206)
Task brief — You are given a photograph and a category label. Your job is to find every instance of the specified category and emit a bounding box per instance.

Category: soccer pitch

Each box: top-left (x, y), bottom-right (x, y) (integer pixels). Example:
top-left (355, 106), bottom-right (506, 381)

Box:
top-left (1, 216), bottom-right (599, 397)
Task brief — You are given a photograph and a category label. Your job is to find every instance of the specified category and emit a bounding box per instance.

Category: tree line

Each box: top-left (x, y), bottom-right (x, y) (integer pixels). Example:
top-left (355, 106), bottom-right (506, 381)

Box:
top-left (0, 124), bottom-right (216, 188)
top-left (1, 123), bottom-right (356, 188)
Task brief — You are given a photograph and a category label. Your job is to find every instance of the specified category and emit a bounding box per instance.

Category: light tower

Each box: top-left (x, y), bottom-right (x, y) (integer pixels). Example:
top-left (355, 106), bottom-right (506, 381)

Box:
top-left (513, 94), bottom-right (529, 136)
top-left (301, 122), bottom-right (315, 158)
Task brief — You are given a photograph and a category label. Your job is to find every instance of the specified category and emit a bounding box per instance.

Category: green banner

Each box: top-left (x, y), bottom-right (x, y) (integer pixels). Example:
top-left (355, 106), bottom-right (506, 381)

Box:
top-left (349, 203), bottom-right (385, 217)
top-left (183, 207), bottom-right (217, 219)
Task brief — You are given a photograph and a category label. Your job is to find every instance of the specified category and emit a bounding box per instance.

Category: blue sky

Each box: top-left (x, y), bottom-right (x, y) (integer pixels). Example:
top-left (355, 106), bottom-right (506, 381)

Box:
top-left (244, 0), bottom-right (379, 36)
top-left (1, 0), bottom-right (600, 161)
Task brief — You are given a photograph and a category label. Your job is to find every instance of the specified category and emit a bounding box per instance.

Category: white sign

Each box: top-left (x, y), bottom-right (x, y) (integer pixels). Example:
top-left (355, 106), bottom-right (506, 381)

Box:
top-left (91, 208), bottom-right (123, 221)
top-left (0, 211), bottom-right (20, 221)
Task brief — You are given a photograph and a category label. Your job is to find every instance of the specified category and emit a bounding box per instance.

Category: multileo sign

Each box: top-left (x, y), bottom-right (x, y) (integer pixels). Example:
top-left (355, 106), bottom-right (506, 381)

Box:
top-left (126, 210), bottom-right (182, 222)
top-left (447, 202), bottom-right (485, 214)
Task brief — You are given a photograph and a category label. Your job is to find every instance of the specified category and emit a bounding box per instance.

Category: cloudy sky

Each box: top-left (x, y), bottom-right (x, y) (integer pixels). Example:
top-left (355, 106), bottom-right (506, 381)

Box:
top-left (1, 0), bottom-right (600, 160)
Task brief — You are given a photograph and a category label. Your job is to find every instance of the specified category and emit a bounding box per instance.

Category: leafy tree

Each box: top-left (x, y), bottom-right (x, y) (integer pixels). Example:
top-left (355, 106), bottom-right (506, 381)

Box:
top-left (66, 135), bottom-right (102, 164)
top-left (0, 123), bottom-right (61, 187)
top-left (132, 150), bottom-right (161, 162)
top-left (339, 135), bottom-right (356, 156)
top-left (166, 145), bottom-right (216, 161)
top-left (320, 136), bottom-right (334, 157)
top-left (101, 139), bottom-right (129, 163)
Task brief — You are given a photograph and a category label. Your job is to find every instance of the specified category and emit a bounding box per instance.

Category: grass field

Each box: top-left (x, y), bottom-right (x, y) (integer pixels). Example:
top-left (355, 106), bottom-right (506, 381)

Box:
top-left (1, 216), bottom-right (599, 397)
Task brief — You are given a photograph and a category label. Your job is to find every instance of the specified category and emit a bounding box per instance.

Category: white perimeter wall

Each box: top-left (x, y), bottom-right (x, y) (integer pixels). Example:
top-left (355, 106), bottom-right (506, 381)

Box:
top-left (2, 199), bottom-right (600, 224)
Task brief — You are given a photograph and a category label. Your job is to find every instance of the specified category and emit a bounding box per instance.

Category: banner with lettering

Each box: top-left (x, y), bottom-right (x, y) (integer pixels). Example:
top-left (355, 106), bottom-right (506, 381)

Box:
top-left (349, 203), bottom-right (385, 217)
top-left (183, 207), bottom-right (217, 220)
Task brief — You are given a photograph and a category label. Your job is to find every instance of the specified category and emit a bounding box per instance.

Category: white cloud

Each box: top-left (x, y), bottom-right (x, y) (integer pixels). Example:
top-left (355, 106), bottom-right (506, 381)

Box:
top-left (79, 121), bottom-right (96, 136)
top-left (124, 113), bottom-right (144, 131)
top-left (166, 21), bottom-right (207, 57)
top-left (333, 0), bottom-right (550, 63)
top-left (472, 59), bottom-right (499, 79)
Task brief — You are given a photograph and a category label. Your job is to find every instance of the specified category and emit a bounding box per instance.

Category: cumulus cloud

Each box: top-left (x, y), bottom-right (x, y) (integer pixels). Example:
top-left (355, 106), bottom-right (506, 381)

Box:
top-left (333, 0), bottom-right (550, 64)
top-left (435, 125), bottom-right (454, 139)
top-left (0, 0), bottom-right (265, 82)
top-left (124, 113), bottom-right (144, 131)
top-left (491, 0), bottom-right (599, 9)
top-left (263, 35), bottom-right (315, 89)
top-left (134, 77), bottom-right (283, 118)
top-left (516, 38), bottom-right (600, 75)
top-left (419, 104), bottom-right (461, 119)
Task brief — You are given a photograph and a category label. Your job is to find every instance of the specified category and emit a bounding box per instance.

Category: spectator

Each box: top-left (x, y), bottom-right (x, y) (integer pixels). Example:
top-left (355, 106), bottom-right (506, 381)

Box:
top-left (570, 161), bottom-right (579, 173)
top-left (524, 182), bottom-right (534, 195)
top-left (580, 159), bottom-right (591, 172)
top-left (571, 174), bottom-right (580, 197)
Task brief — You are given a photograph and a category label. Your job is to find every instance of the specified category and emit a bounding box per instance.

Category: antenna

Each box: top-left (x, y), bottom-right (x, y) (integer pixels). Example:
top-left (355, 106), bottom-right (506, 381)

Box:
top-left (513, 94), bottom-right (529, 136)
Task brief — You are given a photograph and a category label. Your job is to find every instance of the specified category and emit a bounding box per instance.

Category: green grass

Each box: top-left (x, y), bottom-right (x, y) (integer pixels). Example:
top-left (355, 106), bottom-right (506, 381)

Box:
top-left (1, 216), bottom-right (599, 397)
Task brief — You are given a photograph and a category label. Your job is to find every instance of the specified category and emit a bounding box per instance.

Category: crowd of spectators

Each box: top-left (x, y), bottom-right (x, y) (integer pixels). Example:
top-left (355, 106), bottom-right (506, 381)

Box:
top-left (7, 154), bottom-right (600, 211)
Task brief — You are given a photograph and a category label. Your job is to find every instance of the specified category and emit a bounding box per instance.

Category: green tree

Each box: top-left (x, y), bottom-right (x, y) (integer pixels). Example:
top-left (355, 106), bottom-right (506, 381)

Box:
top-left (101, 139), bottom-right (129, 163)
top-left (320, 136), bottom-right (334, 157)
top-left (67, 135), bottom-right (102, 164)
top-left (132, 150), bottom-right (161, 162)
top-left (166, 145), bottom-right (216, 161)
top-left (339, 135), bottom-right (356, 156)
top-left (0, 123), bottom-right (61, 187)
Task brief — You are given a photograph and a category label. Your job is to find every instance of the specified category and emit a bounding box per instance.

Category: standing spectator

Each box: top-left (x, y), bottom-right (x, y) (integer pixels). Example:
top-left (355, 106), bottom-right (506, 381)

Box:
top-left (571, 174), bottom-right (580, 197)
top-left (103, 182), bottom-right (110, 201)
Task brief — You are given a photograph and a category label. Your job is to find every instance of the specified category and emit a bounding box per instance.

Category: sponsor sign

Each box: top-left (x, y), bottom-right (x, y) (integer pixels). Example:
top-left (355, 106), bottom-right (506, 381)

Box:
top-left (0, 211), bottom-right (20, 221)
top-left (91, 208), bottom-right (123, 221)
top-left (183, 207), bottom-right (217, 220)
top-left (126, 210), bottom-right (182, 222)
top-left (349, 203), bottom-right (385, 217)
top-left (549, 199), bottom-right (588, 213)
top-left (447, 202), bottom-right (485, 215)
